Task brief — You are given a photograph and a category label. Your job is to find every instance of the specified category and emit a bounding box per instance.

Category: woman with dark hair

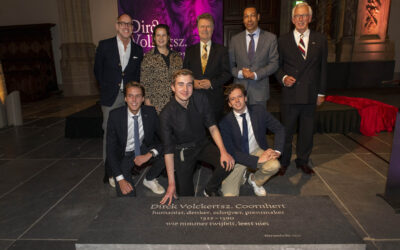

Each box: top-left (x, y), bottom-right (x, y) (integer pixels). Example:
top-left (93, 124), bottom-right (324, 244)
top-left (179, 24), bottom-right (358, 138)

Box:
top-left (140, 24), bottom-right (182, 112)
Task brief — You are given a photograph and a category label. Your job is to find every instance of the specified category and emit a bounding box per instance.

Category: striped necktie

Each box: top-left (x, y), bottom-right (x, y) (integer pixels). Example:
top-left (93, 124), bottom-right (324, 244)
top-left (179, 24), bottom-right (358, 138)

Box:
top-left (298, 33), bottom-right (306, 59)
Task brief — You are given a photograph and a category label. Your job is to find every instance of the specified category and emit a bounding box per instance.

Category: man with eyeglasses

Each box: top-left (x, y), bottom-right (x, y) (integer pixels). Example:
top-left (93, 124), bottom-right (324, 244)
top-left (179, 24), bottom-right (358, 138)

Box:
top-left (107, 82), bottom-right (165, 197)
top-left (94, 13), bottom-right (143, 187)
top-left (275, 2), bottom-right (327, 176)
top-left (229, 5), bottom-right (279, 109)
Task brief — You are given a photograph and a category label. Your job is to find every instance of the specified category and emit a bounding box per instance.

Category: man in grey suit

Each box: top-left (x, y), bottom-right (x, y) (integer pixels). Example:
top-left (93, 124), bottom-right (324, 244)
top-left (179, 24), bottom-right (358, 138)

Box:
top-left (229, 5), bottom-right (279, 108)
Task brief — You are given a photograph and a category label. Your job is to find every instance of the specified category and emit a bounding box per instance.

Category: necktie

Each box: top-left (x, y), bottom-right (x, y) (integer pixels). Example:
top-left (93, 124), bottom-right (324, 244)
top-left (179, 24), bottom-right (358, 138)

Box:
top-left (298, 33), bottom-right (306, 59)
top-left (240, 113), bottom-right (249, 154)
top-left (201, 43), bottom-right (208, 74)
top-left (248, 33), bottom-right (255, 62)
top-left (133, 115), bottom-right (141, 156)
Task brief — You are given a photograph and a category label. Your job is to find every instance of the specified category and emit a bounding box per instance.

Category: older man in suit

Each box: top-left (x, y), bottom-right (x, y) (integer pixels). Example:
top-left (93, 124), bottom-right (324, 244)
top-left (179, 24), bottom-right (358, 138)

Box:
top-left (183, 13), bottom-right (231, 121)
top-left (219, 84), bottom-right (285, 196)
top-left (107, 82), bottom-right (165, 197)
top-left (94, 13), bottom-right (143, 187)
top-left (229, 5), bottom-right (279, 108)
top-left (275, 2), bottom-right (327, 176)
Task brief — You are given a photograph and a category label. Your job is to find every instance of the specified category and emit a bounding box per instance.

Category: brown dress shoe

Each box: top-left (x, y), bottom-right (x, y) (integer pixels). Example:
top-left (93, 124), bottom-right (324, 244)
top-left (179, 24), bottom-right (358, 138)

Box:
top-left (296, 165), bottom-right (315, 175)
top-left (278, 166), bottom-right (288, 176)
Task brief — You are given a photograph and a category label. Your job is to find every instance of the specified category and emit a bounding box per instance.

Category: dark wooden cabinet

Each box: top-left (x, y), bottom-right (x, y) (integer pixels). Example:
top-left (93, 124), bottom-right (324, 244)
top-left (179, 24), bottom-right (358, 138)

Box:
top-left (0, 24), bottom-right (58, 102)
top-left (223, 0), bottom-right (281, 46)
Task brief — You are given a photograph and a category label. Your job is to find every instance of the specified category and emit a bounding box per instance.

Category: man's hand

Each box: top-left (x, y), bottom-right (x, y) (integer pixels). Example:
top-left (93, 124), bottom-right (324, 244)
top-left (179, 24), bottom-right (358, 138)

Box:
top-left (144, 97), bottom-right (152, 106)
top-left (317, 96), bottom-right (325, 106)
top-left (199, 79), bottom-right (211, 89)
top-left (194, 79), bottom-right (202, 89)
top-left (118, 179), bottom-right (134, 195)
top-left (160, 184), bottom-right (177, 205)
top-left (258, 149), bottom-right (280, 163)
top-left (283, 76), bottom-right (296, 87)
top-left (220, 151), bottom-right (235, 171)
top-left (134, 152), bottom-right (152, 166)
top-left (242, 68), bottom-right (255, 80)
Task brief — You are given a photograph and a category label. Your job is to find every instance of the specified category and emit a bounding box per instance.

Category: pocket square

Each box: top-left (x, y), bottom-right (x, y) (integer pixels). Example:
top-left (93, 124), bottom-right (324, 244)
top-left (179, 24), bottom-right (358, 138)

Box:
top-left (133, 56), bottom-right (138, 59)
top-left (312, 42), bottom-right (316, 45)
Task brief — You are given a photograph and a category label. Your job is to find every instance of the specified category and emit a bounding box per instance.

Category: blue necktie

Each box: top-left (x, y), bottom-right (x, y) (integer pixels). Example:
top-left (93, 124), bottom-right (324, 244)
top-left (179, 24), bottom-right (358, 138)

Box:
top-left (248, 33), bottom-right (255, 62)
top-left (133, 116), bottom-right (141, 156)
top-left (240, 113), bottom-right (249, 154)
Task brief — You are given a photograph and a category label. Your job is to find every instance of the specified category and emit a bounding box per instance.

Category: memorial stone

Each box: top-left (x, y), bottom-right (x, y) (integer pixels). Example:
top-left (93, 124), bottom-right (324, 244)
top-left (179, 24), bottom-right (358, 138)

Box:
top-left (77, 196), bottom-right (364, 250)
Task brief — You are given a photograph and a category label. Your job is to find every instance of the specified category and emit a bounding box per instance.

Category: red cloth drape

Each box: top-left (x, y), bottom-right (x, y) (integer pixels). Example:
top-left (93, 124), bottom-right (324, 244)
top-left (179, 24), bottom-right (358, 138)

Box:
top-left (325, 95), bottom-right (398, 136)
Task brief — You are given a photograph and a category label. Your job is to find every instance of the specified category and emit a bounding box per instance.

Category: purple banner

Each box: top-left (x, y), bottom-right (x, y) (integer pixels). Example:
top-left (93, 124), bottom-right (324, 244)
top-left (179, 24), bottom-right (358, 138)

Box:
top-left (118, 0), bottom-right (223, 57)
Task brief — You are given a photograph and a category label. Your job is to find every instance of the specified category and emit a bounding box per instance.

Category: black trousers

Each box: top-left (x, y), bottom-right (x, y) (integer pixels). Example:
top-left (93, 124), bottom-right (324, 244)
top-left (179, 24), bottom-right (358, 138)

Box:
top-left (115, 151), bottom-right (165, 197)
top-left (280, 103), bottom-right (316, 167)
top-left (174, 139), bottom-right (231, 196)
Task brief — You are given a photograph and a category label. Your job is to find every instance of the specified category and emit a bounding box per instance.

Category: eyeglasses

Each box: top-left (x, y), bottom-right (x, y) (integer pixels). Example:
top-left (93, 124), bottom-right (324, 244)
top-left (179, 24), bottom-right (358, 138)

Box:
top-left (117, 22), bottom-right (133, 27)
top-left (294, 14), bottom-right (310, 19)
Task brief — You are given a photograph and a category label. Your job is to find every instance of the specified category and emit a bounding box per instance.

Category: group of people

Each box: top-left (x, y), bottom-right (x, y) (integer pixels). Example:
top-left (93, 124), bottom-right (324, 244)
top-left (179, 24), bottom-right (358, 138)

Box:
top-left (94, 2), bottom-right (327, 204)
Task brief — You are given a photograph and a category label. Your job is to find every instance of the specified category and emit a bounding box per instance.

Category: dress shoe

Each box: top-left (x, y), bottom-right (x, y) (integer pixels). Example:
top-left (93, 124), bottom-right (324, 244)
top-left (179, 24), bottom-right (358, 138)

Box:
top-left (278, 166), bottom-right (288, 176)
top-left (296, 164), bottom-right (315, 175)
top-left (203, 188), bottom-right (220, 197)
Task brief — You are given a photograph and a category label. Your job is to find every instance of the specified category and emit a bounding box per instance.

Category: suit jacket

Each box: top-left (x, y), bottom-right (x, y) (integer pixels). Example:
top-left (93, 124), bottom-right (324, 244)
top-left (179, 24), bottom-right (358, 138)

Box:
top-left (106, 105), bottom-right (162, 177)
top-left (229, 29), bottom-right (279, 104)
top-left (219, 105), bottom-right (285, 170)
top-left (275, 30), bottom-right (327, 104)
top-left (183, 42), bottom-right (231, 117)
top-left (94, 37), bottom-right (143, 106)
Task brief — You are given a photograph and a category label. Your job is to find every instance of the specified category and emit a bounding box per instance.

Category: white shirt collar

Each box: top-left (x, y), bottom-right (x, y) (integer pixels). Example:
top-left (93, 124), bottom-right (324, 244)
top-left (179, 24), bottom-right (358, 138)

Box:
top-left (294, 28), bottom-right (310, 38)
top-left (200, 40), bottom-right (212, 48)
top-left (127, 108), bottom-right (141, 118)
top-left (116, 35), bottom-right (131, 48)
top-left (233, 107), bottom-right (248, 118)
top-left (246, 28), bottom-right (260, 37)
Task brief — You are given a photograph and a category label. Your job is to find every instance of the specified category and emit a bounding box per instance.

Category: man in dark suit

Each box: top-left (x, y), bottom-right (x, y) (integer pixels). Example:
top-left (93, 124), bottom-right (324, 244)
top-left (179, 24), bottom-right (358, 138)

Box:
top-left (229, 5), bottom-right (279, 108)
top-left (275, 2), bottom-right (327, 176)
top-left (219, 84), bottom-right (285, 196)
top-left (107, 82), bottom-right (165, 197)
top-left (183, 13), bottom-right (231, 121)
top-left (94, 13), bottom-right (143, 187)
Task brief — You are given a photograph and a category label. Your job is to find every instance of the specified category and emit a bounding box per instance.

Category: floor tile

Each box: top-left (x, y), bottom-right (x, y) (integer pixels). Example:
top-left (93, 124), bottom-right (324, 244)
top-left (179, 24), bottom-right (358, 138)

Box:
top-left (311, 133), bottom-right (349, 155)
top-left (0, 126), bottom-right (64, 159)
top-left (0, 159), bottom-right (56, 196)
top-left (64, 138), bottom-right (102, 159)
top-left (0, 159), bottom-right (101, 239)
top-left (312, 154), bottom-right (400, 239)
top-left (0, 240), bottom-right (13, 250)
top-left (21, 138), bottom-right (90, 159)
top-left (22, 167), bottom-right (113, 239)
top-left (347, 132), bottom-right (393, 154)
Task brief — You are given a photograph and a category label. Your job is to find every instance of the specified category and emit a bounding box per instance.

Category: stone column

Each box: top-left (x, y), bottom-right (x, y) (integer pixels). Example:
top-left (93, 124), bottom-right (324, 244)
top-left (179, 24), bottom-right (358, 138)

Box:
top-left (57, 0), bottom-right (98, 96)
top-left (334, 0), bottom-right (354, 62)
top-left (352, 0), bottom-right (394, 61)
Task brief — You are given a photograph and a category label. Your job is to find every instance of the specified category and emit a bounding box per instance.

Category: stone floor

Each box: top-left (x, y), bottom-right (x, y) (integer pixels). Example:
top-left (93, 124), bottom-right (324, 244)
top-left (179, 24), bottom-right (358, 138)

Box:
top-left (0, 95), bottom-right (399, 250)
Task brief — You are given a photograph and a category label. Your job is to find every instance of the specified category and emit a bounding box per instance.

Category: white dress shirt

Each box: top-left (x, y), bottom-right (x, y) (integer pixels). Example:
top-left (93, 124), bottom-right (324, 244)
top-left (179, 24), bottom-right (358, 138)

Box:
top-left (116, 108), bottom-right (158, 181)
top-left (233, 108), bottom-right (259, 154)
top-left (199, 40), bottom-right (212, 58)
top-left (238, 28), bottom-right (260, 80)
top-left (117, 35), bottom-right (131, 90)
